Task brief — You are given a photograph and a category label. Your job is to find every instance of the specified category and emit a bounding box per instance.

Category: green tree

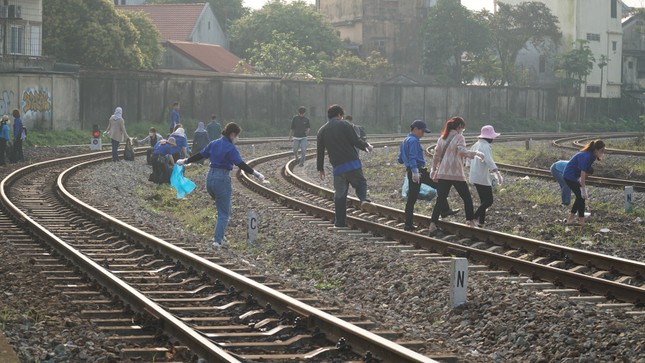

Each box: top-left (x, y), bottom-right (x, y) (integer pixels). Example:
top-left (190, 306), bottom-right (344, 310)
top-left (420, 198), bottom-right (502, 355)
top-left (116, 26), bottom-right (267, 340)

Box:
top-left (485, 1), bottom-right (561, 85)
top-left (320, 50), bottom-right (392, 81)
top-left (245, 31), bottom-right (322, 80)
top-left (421, 0), bottom-right (491, 85)
top-left (146, 0), bottom-right (247, 30)
top-left (120, 10), bottom-right (163, 70)
top-left (555, 40), bottom-right (595, 96)
top-left (463, 50), bottom-right (503, 86)
top-left (43, 0), bottom-right (160, 70)
top-left (229, 0), bottom-right (343, 62)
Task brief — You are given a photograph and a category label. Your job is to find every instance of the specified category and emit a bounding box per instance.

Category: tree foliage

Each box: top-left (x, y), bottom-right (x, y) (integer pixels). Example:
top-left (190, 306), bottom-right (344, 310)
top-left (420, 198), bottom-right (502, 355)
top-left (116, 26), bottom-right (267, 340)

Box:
top-left (146, 0), bottom-right (247, 30)
top-left (422, 0), bottom-right (491, 84)
top-left (484, 1), bottom-right (561, 85)
top-left (555, 40), bottom-right (595, 95)
top-left (320, 51), bottom-right (392, 81)
top-left (121, 10), bottom-right (163, 70)
top-left (229, 0), bottom-right (343, 62)
top-left (245, 31), bottom-right (322, 80)
top-left (43, 0), bottom-right (161, 70)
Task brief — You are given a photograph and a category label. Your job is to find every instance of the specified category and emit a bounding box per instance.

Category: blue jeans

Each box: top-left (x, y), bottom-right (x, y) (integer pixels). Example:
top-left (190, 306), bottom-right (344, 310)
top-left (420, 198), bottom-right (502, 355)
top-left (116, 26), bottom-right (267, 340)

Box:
top-left (206, 168), bottom-right (232, 243)
top-left (550, 164), bottom-right (571, 205)
top-left (111, 139), bottom-right (120, 161)
top-left (332, 168), bottom-right (368, 227)
top-left (292, 138), bottom-right (308, 166)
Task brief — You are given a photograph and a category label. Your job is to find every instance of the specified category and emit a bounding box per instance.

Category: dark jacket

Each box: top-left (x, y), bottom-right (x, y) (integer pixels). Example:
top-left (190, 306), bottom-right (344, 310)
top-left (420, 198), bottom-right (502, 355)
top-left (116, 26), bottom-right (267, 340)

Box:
top-left (317, 118), bottom-right (369, 174)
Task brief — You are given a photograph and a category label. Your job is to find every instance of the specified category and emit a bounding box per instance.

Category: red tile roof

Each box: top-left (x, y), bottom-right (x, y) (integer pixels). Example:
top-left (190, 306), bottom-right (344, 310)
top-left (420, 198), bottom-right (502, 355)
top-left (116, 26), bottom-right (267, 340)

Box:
top-left (116, 3), bottom-right (205, 42)
top-left (167, 41), bottom-right (247, 73)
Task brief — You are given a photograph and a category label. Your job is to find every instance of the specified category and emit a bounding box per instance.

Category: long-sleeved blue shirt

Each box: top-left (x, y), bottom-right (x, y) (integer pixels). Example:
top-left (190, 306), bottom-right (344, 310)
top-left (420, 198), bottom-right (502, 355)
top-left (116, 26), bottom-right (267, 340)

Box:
top-left (0, 124), bottom-right (10, 141)
top-left (398, 133), bottom-right (425, 172)
top-left (13, 117), bottom-right (22, 139)
top-left (170, 109), bottom-right (180, 131)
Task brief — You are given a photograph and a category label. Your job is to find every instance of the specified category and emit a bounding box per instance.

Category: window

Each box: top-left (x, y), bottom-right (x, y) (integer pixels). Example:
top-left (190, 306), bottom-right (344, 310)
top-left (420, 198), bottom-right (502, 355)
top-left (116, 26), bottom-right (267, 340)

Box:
top-left (30, 25), bottom-right (41, 56)
top-left (10, 25), bottom-right (24, 54)
top-left (586, 85), bottom-right (601, 93)
top-left (208, 21), bottom-right (211, 30)
top-left (612, 41), bottom-right (617, 52)
top-left (539, 55), bottom-right (546, 73)
top-left (611, 0), bottom-right (617, 18)
top-left (586, 33), bottom-right (600, 41)
top-left (629, 61), bottom-right (633, 69)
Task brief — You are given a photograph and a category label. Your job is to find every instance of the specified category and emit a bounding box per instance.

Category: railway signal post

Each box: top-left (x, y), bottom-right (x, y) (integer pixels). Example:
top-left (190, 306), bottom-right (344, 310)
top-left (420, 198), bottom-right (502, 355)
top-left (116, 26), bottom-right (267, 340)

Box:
top-left (90, 124), bottom-right (102, 151)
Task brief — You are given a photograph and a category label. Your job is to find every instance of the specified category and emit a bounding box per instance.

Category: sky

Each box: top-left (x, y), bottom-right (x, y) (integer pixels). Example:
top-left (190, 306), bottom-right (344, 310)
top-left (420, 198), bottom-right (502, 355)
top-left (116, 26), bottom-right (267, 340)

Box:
top-left (243, 0), bottom-right (645, 11)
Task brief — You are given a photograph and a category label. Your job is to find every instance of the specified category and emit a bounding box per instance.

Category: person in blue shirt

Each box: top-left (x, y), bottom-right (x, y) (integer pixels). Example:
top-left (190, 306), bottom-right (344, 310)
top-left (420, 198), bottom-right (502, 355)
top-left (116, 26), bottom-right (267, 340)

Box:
top-left (177, 122), bottom-right (265, 249)
top-left (398, 120), bottom-right (457, 231)
top-left (0, 115), bottom-right (10, 166)
top-left (12, 109), bottom-right (24, 162)
top-left (149, 137), bottom-right (177, 184)
top-left (563, 139), bottom-right (605, 226)
top-left (169, 102), bottom-right (180, 133)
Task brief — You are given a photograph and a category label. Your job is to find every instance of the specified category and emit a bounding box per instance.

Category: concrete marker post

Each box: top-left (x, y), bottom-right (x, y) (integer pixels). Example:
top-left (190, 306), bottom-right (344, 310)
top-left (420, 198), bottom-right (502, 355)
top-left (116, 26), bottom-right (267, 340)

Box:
top-left (247, 210), bottom-right (258, 246)
top-left (625, 186), bottom-right (634, 213)
top-left (450, 258), bottom-right (468, 308)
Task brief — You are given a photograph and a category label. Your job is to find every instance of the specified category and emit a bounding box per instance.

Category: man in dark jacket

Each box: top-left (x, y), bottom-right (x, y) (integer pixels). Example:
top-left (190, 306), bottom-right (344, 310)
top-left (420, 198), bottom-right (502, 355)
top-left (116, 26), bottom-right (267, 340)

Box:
top-left (317, 104), bottom-right (375, 227)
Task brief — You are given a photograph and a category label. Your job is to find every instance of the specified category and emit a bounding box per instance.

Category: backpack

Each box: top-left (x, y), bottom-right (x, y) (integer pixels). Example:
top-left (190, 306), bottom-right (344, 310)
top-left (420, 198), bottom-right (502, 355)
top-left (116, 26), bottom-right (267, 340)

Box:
top-left (123, 138), bottom-right (135, 161)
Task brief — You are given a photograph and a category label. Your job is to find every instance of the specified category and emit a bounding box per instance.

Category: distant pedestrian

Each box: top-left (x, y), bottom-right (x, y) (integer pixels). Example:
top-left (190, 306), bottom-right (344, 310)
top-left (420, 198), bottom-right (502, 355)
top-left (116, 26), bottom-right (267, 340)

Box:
top-left (11, 109), bottom-right (24, 163)
top-left (398, 120), bottom-right (458, 232)
top-left (177, 122), bottom-right (265, 249)
top-left (136, 127), bottom-right (163, 165)
top-left (192, 122), bottom-right (210, 164)
top-left (103, 107), bottom-right (129, 162)
top-left (169, 101), bottom-right (180, 133)
top-left (289, 106), bottom-right (310, 167)
top-left (170, 127), bottom-right (190, 160)
top-left (206, 114), bottom-right (221, 142)
top-left (149, 137), bottom-right (177, 184)
top-left (468, 125), bottom-right (503, 227)
top-left (316, 104), bottom-right (375, 228)
top-left (428, 116), bottom-right (484, 236)
top-left (563, 139), bottom-right (605, 226)
top-left (0, 115), bottom-right (9, 166)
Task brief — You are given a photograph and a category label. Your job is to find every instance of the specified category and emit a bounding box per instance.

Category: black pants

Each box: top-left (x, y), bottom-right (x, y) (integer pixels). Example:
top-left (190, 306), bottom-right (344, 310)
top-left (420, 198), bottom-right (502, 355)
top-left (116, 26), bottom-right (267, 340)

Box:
top-left (0, 139), bottom-right (6, 166)
top-left (13, 137), bottom-right (23, 162)
top-left (565, 179), bottom-right (585, 217)
top-left (405, 168), bottom-right (449, 227)
top-left (473, 184), bottom-right (493, 225)
top-left (431, 179), bottom-right (474, 223)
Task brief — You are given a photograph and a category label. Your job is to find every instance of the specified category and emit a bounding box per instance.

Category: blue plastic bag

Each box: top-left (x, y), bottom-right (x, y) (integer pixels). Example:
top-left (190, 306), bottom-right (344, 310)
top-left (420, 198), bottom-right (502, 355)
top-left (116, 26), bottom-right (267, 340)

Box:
top-left (170, 164), bottom-right (196, 199)
top-left (401, 175), bottom-right (437, 201)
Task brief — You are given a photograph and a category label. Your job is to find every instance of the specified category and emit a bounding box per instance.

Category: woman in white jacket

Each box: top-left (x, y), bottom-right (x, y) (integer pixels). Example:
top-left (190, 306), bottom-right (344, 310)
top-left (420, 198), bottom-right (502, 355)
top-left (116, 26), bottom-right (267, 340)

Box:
top-left (469, 125), bottom-right (503, 227)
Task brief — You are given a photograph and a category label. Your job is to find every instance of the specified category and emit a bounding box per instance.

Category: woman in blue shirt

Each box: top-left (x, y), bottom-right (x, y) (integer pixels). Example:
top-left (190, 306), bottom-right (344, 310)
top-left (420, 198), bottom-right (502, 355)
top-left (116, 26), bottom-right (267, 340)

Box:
top-left (0, 115), bottom-right (10, 166)
top-left (177, 122), bottom-right (265, 249)
top-left (563, 139), bottom-right (605, 226)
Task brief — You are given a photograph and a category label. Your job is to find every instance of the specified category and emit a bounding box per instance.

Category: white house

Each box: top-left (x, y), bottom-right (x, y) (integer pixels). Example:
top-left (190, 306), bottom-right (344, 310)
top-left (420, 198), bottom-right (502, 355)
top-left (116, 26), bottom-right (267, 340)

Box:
top-left (505, 0), bottom-right (623, 98)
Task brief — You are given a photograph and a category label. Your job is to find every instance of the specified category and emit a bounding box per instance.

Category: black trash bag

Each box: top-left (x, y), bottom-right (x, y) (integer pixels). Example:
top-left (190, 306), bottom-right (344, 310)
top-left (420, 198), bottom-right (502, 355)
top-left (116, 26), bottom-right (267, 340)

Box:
top-left (123, 138), bottom-right (135, 161)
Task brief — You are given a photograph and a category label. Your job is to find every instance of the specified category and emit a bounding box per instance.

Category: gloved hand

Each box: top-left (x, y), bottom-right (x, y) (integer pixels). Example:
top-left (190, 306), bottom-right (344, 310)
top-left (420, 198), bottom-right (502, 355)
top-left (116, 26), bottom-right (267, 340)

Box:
top-left (103, 131), bottom-right (108, 136)
top-left (581, 187), bottom-right (588, 199)
top-left (365, 143), bottom-right (374, 153)
top-left (494, 171), bottom-right (503, 185)
top-left (475, 151), bottom-right (485, 161)
top-left (253, 170), bottom-right (265, 181)
top-left (176, 158), bottom-right (187, 166)
top-left (411, 168), bottom-right (420, 183)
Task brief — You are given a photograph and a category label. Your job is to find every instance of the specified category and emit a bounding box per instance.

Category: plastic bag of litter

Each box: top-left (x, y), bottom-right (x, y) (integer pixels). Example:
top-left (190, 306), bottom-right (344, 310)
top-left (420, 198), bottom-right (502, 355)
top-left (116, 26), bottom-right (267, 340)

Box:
top-left (401, 175), bottom-right (437, 201)
top-left (170, 164), bottom-right (196, 199)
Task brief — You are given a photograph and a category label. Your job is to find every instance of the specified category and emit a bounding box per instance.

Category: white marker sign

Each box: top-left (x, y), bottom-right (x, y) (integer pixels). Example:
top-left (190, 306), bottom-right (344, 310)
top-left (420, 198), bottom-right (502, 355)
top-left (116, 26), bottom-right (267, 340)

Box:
top-left (247, 210), bottom-right (258, 245)
top-left (450, 258), bottom-right (468, 308)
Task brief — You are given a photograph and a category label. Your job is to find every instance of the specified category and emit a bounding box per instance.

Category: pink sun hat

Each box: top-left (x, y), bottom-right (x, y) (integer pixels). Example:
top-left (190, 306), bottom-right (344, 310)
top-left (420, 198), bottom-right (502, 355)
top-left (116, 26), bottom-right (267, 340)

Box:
top-left (478, 125), bottom-right (500, 139)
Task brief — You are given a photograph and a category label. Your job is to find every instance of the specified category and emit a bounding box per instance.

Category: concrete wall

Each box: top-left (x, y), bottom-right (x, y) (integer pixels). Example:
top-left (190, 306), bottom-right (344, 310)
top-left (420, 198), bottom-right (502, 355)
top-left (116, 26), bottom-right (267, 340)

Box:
top-left (0, 72), bottom-right (78, 130)
top-left (1, 70), bottom-right (617, 133)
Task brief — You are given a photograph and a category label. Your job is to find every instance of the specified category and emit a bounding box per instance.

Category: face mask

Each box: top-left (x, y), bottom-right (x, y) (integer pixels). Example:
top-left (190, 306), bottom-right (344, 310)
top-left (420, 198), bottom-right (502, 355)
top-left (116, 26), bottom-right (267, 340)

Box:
top-left (149, 133), bottom-right (154, 137)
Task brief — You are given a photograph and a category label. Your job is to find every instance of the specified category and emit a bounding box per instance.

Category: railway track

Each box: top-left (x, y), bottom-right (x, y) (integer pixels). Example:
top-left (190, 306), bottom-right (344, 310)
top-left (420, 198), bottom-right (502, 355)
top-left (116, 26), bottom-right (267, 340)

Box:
top-left (1, 151), bottom-right (446, 361)
top-left (240, 147), bottom-right (645, 309)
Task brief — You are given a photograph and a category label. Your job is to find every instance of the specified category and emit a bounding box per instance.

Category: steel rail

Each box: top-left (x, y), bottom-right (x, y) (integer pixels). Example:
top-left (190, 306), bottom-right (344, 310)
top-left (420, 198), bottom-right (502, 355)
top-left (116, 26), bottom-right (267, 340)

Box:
top-left (0, 152), bottom-right (242, 362)
top-left (56, 155), bottom-right (439, 363)
top-left (263, 153), bottom-right (645, 305)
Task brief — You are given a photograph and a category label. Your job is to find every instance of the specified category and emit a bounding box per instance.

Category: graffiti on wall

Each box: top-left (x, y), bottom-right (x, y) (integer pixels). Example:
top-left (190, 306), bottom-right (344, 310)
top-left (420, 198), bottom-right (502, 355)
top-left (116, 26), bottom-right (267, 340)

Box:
top-left (0, 90), bottom-right (15, 117)
top-left (22, 87), bottom-right (53, 127)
